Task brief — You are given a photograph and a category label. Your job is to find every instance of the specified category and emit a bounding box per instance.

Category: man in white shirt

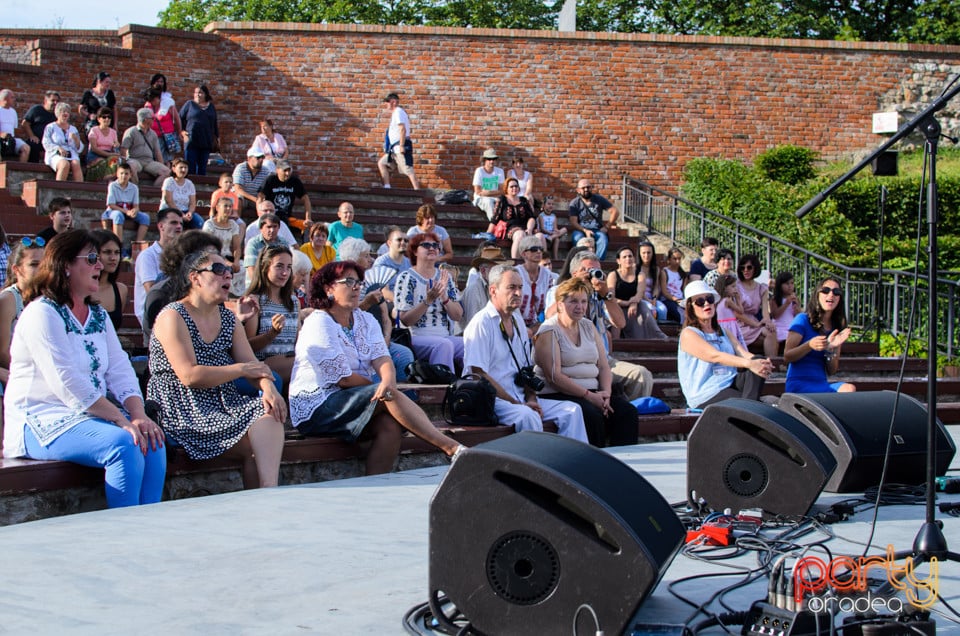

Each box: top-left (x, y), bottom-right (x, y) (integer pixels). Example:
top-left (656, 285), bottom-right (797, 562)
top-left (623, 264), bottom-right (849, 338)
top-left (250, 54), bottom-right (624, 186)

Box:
top-left (0, 89), bottom-right (31, 162)
top-left (377, 92), bottom-right (421, 190)
top-left (134, 209), bottom-right (183, 325)
top-left (472, 148), bottom-right (505, 221)
top-left (244, 199), bottom-right (298, 246)
top-left (463, 265), bottom-right (587, 441)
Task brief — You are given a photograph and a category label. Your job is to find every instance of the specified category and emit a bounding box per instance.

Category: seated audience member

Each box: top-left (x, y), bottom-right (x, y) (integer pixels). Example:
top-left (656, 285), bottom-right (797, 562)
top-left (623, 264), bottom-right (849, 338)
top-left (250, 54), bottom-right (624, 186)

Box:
top-left (534, 277), bottom-right (639, 447)
top-left (678, 280), bottom-right (773, 409)
top-left (244, 213), bottom-right (289, 283)
top-left (243, 246), bottom-right (300, 386)
top-left (734, 254), bottom-right (778, 358)
top-left (142, 230), bottom-right (222, 340)
top-left (79, 72), bottom-right (117, 132)
top-left (291, 250), bottom-right (313, 309)
top-left (658, 246), bottom-right (687, 323)
top-left (472, 148), bottom-right (505, 221)
top-left (19, 90), bottom-right (59, 163)
top-left (488, 177), bottom-right (541, 259)
top-left (770, 271), bottom-right (801, 345)
top-left (244, 199), bottom-right (297, 247)
top-left (260, 159), bottom-right (313, 234)
top-left (161, 158), bottom-right (202, 229)
top-left (251, 118), bottom-right (288, 174)
top-left (703, 247), bottom-right (735, 288)
top-left (328, 202), bottom-right (364, 255)
top-left (372, 226), bottom-right (411, 288)
top-left (121, 108), bottom-right (171, 186)
top-left (289, 261), bottom-right (463, 475)
top-left (149, 249), bottom-right (285, 489)
top-left (38, 197), bottom-right (73, 243)
top-left (135, 208), bottom-right (183, 327)
top-left (507, 156), bottom-right (534, 200)
top-left (144, 88), bottom-right (180, 163)
top-left (459, 255), bottom-right (497, 331)
top-left (462, 265), bottom-right (588, 441)
top-left (41, 102), bottom-right (84, 182)
top-left (688, 237), bottom-right (719, 282)
top-left (85, 107), bottom-right (121, 174)
top-left (3, 230), bottom-right (166, 506)
top-left (90, 230), bottom-right (128, 331)
top-left (537, 196), bottom-right (567, 261)
top-left (394, 232), bottom-right (464, 372)
top-left (515, 235), bottom-right (553, 331)
top-left (546, 250), bottom-right (653, 401)
top-left (300, 222), bottom-right (336, 276)
top-left (0, 224), bottom-right (9, 289)
top-left (607, 246), bottom-right (668, 340)
top-left (637, 241), bottom-right (668, 320)
top-left (202, 197), bottom-right (245, 296)
top-left (714, 274), bottom-right (748, 349)
top-left (1, 237), bottom-right (45, 387)
top-left (210, 171), bottom-right (241, 218)
top-left (406, 204), bottom-right (453, 263)
top-left (783, 276), bottom-right (856, 394)
top-left (0, 89), bottom-right (31, 162)
top-left (101, 161), bottom-right (149, 245)
top-left (568, 179), bottom-right (618, 260)
top-left (232, 148), bottom-right (270, 212)
top-left (179, 84), bottom-right (218, 176)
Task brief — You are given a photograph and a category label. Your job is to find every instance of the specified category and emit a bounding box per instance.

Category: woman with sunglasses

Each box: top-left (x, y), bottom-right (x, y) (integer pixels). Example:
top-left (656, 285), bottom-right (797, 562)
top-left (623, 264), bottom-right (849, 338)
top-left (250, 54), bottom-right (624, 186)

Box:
top-left (678, 280), bottom-right (773, 409)
top-left (783, 277), bottom-right (856, 393)
top-left (516, 235), bottom-right (553, 330)
top-left (3, 231), bottom-right (166, 505)
top-left (149, 249), bottom-right (285, 488)
top-left (486, 177), bottom-right (541, 259)
top-left (243, 245), bottom-right (300, 386)
top-left (394, 232), bottom-right (464, 373)
top-left (85, 107), bottom-right (120, 172)
top-left (733, 254), bottom-right (778, 357)
top-left (90, 230), bottom-right (128, 331)
top-left (289, 260), bottom-right (465, 474)
top-left (406, 204), bottom-right (454, 264)
top-left (1, 236), bottom-right (45, 388)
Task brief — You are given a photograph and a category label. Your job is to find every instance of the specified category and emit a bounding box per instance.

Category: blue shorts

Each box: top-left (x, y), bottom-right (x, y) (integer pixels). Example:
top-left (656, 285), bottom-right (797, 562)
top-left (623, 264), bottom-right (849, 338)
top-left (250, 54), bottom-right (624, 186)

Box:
top-left (103, 209), bottom-right (151, 227)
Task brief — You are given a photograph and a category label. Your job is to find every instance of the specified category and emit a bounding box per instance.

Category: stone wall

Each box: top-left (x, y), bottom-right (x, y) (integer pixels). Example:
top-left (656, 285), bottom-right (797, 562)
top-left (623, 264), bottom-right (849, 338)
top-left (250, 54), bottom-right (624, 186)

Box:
top-left (2, 23), bottom-right (959, 199)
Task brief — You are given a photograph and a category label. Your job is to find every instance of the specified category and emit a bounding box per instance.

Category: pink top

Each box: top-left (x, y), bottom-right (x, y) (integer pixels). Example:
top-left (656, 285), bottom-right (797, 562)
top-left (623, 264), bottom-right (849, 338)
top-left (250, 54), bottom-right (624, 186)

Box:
top-left (87, 126), bottom-right (118, 154)
top-left (736, 280), bottom-right (766, 346)
top-left (772, 299), bottom-right (799, 341)
top-left (252, 132), bottom-right (287, 159)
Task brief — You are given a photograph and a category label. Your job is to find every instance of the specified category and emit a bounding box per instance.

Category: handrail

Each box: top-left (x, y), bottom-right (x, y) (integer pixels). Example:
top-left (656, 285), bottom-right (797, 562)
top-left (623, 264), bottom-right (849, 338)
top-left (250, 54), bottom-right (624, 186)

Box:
top-left (621, 175), bottom-right (960, 358)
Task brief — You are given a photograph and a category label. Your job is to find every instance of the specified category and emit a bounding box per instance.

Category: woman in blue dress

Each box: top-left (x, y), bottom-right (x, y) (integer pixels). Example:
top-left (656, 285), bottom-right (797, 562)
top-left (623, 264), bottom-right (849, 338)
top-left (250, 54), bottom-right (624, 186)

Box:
top-left (783, 276), bottom-right (856, 393)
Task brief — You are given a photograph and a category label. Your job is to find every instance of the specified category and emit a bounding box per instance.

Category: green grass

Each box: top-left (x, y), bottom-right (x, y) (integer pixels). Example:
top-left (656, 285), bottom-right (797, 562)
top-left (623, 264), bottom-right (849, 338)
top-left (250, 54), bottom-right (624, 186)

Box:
top-left (820, 146), bottom-right (960, 180)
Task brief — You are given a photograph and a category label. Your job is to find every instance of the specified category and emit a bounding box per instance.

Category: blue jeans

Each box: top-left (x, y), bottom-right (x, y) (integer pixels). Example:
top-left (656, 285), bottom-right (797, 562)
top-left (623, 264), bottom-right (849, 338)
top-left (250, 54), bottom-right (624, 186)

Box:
top-left (571, 229), bottom-right (608, 260)
top-left (186, 146), bottom-right (210, 176)
top-left (390, 342), bottom-right (415, 381)
top-left (234, 370), bottom-right (284, 396)
top-left (23, 419), bottom-right (166, 508)
top-left (102, 209), bottom-right (151, 228)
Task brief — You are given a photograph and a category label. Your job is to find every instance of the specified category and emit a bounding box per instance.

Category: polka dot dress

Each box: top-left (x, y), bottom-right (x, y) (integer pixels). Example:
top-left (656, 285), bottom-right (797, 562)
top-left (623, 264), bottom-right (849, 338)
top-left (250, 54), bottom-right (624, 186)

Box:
top-left (147, 303), bottom-right (265, 460)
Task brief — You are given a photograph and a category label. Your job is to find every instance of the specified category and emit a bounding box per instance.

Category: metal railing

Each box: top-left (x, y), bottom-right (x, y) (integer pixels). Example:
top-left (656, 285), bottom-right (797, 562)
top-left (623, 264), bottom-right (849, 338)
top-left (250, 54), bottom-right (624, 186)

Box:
top-left (621, 176), bottom-right (960, 358)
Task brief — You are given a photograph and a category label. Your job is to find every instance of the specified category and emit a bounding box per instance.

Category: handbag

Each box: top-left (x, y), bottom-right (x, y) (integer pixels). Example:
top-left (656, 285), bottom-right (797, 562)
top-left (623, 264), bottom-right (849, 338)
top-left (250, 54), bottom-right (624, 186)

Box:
top-left (443, 374), bottom-right (499, 427)
top-left (0, 135), bottom-right (17, 158)
top-left (493, 220), bottom-right (509, 240)
top-left (162, 131), bottom-right (182, 155)
top-left (390, 325), bottom-right (413, 349)
top-left (405, 360), bottom-right (457, 385)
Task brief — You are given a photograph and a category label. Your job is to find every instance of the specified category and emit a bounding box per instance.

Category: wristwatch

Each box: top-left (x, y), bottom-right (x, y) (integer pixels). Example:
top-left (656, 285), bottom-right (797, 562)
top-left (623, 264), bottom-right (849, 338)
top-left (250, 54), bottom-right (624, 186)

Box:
top-left (604, 292), bottom-right (615, 301)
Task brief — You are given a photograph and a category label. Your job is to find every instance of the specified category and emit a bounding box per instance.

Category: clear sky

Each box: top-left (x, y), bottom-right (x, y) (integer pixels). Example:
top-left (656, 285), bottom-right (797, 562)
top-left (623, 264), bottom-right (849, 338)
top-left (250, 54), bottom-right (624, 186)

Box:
top-left (5, 0), bottom-right (169, 29)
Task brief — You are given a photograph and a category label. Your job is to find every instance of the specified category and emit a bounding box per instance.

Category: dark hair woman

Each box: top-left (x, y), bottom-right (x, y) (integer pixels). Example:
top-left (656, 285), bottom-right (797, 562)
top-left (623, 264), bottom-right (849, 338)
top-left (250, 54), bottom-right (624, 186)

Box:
top-left (179, 85), bottom-right (218, 175)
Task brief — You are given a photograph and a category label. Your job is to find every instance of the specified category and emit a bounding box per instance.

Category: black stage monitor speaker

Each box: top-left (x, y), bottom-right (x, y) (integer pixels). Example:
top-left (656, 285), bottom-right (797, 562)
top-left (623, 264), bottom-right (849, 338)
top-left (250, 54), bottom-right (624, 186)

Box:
top-left (777, 390), bottom-right (957, 493)
top-left (429, 431), bottom-right (685, 636)
top-left (687, 399), bottom-right (837, 518)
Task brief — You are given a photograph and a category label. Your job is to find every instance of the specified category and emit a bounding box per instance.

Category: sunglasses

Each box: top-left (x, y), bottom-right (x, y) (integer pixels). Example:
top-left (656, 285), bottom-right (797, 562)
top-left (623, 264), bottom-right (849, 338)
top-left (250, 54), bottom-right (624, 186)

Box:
top-left (692, 297), bottom-right (715, 307)
top-left (525, 246), bottom-right (543, 252)
top-left (194, 262), bottom-right (233, 277)
top-left (75, 252), bottom-right (101, 265)
top-left (393, 237), bottom-right (409, 243)
top-left (21, 236), bottom-right (46, 248)
top-left (334, 277), bottom-right (363, 289)
top-left (419, 242), bottom-right (441, 250)
top-left (741, 265), bottom-right (755, 271)
top-left (819, 287), bottom-right (842, 297)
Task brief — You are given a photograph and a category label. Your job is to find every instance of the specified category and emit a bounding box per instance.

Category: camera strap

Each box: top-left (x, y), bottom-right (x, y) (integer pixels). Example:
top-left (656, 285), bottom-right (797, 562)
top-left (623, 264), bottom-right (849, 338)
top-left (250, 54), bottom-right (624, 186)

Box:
top-left (499, 315), bottom-right (531, 373)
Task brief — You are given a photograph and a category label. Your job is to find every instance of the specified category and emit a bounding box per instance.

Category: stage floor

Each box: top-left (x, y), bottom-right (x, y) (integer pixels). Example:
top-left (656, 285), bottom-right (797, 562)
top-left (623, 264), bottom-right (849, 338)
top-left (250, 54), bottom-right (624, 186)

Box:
top-left (1, 433), bottom-right (958, 635)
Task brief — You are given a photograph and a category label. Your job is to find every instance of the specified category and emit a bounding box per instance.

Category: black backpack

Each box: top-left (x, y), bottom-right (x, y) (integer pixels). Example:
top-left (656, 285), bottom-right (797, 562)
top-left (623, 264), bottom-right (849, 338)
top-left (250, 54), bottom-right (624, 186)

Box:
top-left (442, 374), bottom-right (499, 427)
top-left (434, 189), bottom-right (471, 205)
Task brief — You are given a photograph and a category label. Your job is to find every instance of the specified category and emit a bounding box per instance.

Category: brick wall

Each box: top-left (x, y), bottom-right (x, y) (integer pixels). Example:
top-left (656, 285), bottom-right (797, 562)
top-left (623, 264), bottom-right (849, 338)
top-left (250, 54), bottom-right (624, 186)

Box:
top-left (2, 23), bottom-right (959, 204)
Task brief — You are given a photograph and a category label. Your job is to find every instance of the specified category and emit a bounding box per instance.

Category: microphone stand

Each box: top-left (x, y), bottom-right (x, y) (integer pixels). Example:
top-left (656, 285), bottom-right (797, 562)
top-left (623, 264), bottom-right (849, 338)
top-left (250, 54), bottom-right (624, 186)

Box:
top-left (797, 77), bottom-right (960, 565)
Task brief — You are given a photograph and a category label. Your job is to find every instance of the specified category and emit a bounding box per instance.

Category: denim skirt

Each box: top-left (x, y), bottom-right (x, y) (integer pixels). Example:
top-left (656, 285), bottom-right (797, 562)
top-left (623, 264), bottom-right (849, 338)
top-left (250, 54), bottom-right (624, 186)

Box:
top-left (297, 384), bottom-right (380, 442)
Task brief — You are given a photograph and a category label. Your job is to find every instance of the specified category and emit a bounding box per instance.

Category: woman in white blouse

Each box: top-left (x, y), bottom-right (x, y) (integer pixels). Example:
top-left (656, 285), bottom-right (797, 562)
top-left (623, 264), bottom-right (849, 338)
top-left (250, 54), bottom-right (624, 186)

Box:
top-left (251, 118), bottom-right (288, 174)
top-left (42, 102), bottom-right (84, 182)
top-left (289, 260), bottom-right (463, 474)
top-left (2, 230), bottom-right (166, 507)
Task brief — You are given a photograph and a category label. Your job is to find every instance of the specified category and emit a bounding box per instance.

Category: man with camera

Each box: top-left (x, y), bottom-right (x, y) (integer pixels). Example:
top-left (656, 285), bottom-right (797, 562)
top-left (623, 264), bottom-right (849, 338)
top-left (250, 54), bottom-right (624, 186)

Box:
top-left (545, 251), bottom-right (654, 401)
top-left (463, 265), bottom-right (588, 441)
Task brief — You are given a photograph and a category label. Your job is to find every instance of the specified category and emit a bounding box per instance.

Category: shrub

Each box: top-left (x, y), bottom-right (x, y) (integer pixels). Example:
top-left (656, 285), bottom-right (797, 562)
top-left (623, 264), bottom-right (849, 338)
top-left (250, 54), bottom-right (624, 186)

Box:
top-left (755, 145), bottom-right (818, 185)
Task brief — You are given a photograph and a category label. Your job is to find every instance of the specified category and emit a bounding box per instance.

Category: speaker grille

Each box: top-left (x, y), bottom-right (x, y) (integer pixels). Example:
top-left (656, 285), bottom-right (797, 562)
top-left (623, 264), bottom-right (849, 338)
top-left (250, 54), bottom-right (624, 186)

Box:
top-left (723, 453), bottom-right (768, 497)
top-left (486, 531), bottom-right (560, 605)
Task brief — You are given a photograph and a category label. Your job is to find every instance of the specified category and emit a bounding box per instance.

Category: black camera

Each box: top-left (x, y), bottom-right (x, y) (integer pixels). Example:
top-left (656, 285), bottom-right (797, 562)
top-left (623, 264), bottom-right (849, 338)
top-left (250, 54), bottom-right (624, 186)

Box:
top-left (589, 268), bottom-right (605, 280)
top-left (515, 366), bottom-right (546, 392)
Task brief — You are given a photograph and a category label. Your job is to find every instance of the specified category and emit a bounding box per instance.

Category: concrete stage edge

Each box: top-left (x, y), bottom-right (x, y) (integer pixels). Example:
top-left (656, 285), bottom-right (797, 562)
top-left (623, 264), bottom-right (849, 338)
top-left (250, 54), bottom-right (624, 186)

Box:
top-left (1, 433), bottom-right (958, 635)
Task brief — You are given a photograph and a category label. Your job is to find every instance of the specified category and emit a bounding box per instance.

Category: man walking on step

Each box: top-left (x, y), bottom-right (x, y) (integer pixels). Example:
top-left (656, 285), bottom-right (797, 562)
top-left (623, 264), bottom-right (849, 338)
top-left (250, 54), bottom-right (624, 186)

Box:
top-left (377, 92), bottom-right (421, 190)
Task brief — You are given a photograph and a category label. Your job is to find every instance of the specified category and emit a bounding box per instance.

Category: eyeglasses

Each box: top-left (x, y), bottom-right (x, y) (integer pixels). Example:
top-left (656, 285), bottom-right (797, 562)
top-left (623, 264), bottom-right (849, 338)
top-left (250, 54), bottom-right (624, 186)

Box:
top-left (741, 265), bottom-right (755, 271)
top-left (194, 262), bottom-right (233, 277)
top-left (334, 277), bottom-right (363, 289)
top-left (525, 246), bottom-right (543, 252)
top-left (98, 115), bottom-right (112, 120)
top-left (393, 237), bottom-right (409, 243)
top-left (75, 252), bottom-right (101, 265)
top-left (21, 236), bottom-right (46, 248)
top-left (819, 287), bottom-right (842, 297)
top-left (692, 297), bottom-right (715, 307)
top-left (419, 242), bottom-right (441, 251)
top-left (507, 183), bottom-right (520, 189)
